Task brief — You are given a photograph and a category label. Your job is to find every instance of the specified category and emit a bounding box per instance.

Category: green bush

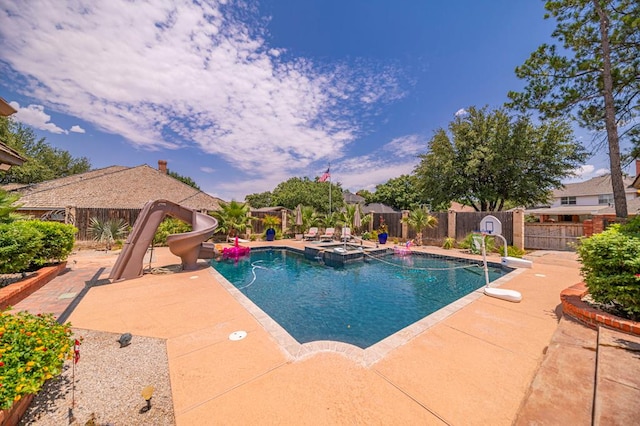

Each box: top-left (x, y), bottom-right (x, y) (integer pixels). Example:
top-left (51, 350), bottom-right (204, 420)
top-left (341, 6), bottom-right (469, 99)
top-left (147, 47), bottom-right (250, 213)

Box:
top-left (0, 310), bottom-right (75, 409)
top-left (153, 217), bottom-right (192, 246)
top-left (577, 224), bottom-right (640, 321)
top-left (442, 237), bottom-right (456, 249)
top-left (0, 222), bottom-right (44, 274)
top-left (506, 245), bottom-right (526, 258)
top-left (458, 233), bottom-right (495, 254)
top-left (27, 221), bottom-right (77, 266)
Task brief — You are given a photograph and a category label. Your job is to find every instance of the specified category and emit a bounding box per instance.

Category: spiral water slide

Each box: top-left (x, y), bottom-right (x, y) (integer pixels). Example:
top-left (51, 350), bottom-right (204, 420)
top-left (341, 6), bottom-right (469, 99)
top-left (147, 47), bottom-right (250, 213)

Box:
top-left (109, 199), bottom-right (218, 281)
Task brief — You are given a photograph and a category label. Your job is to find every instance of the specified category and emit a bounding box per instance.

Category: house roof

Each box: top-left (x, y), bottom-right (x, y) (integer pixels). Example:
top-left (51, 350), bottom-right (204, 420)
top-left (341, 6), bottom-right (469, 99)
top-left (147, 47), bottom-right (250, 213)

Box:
top-left (525, 205), bottom-right (610, 216)
top-left (0, 97), bottom-right (17, 117)
top-left (0, 142), bottom-right (25, 170)
top-left (343, 191), bottom-right (365, 204)
top-left (361, 203), bottom-right (398, 213)
top-left (9, 164), bottom-right (224, 210)
top-left (553, 174), bottom-right (636, 198)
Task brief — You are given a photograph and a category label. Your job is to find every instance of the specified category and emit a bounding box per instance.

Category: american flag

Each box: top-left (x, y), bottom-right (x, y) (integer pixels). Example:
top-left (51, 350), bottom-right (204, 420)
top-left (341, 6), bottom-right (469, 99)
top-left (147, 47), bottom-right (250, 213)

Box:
top-left (319, 167), bottom-right (330, 182)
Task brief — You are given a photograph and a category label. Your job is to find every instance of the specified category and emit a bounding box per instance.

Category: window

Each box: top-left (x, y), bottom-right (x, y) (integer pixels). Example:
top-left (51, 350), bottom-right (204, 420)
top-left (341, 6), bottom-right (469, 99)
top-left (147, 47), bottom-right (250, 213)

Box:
top-left (598, 194), bottom-right (614, 205)
top-left (560, 196), bottom-right (576, 205)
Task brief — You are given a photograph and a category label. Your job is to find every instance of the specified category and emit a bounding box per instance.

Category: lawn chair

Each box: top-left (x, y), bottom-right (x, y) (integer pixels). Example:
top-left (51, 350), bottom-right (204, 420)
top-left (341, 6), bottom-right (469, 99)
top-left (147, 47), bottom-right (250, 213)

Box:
top-left (340, 227), bottom-right (352, 242)
top-left (304, 227), bottom-right (319, 240)
top-left (319, 227), bottom-right (335, 241)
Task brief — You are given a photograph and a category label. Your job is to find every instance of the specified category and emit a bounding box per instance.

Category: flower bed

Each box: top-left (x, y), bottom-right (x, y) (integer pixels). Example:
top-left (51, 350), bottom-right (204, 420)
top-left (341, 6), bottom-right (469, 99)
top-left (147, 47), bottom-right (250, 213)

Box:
top-left (0, 310), bottom-right (74, 419)
top-left (561, 282), bottom-right (640, 336)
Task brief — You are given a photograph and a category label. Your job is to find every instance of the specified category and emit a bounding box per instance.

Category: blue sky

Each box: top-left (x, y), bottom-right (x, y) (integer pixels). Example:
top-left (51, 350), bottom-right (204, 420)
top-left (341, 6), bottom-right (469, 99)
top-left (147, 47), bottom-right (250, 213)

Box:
top-left (0, 0), bottom-right (624, 201)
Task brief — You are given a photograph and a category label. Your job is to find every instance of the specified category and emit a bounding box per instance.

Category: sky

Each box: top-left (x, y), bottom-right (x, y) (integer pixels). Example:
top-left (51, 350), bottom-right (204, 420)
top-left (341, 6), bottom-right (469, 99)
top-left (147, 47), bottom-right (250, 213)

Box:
top-left (0, 0), bottom-right (628, 202)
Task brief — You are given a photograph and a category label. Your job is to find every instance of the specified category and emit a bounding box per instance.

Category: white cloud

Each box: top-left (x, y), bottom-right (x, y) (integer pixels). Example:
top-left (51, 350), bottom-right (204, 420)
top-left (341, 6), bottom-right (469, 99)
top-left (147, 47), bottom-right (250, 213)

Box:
top-left (0, 0), bottom-right (407, 192)
top-left (454, 108), bottom-right (468, 117)
top-left (200, 166), bottom-right (215, 173)
top-left (9, 102), bottom-right (67, 134)
top-left (382, 134), bottom-right (425, 158)
top-left (563, 164), bottom-right (610, 184)
top-left (70, 125), bottom-right (85, 133)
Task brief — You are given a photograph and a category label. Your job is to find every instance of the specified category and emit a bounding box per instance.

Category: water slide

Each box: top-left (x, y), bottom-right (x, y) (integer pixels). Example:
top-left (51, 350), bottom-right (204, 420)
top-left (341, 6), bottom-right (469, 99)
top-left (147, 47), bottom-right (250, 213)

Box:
top-left (109, 199), bottom-right (218, 281)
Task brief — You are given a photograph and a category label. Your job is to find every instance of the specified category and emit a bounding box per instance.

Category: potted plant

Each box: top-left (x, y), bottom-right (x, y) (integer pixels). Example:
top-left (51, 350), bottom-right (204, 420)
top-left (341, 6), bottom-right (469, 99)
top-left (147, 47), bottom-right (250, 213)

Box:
top-left (262, 215), bottom-right (280, 241)
top-left (377, 217), bottom-right (388, 244)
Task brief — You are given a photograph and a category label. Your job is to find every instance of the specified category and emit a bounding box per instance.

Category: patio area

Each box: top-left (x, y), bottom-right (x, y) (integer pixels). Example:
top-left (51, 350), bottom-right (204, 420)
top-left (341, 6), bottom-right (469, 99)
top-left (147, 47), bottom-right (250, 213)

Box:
top-left (12, 241), bottom-right (640, 425)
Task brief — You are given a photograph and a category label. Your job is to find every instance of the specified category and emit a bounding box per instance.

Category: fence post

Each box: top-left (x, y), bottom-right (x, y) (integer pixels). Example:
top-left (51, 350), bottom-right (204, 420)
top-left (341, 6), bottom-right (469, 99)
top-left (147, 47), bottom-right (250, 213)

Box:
top-left (448, 210), bottom-right (456, 240)
top-left (401, 210), bottom-right (409, 241)
top-left (281, 209), bottom-right (288, 236)
top-left (513, 208), bottom-right (525, 250)
top-left (246, 212), bottom-right (252, 239)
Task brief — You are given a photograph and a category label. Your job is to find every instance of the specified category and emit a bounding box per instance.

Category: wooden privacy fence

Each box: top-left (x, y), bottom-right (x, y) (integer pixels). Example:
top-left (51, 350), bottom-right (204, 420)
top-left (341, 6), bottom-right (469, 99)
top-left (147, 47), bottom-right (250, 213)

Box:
top-left (74, 207), bottom-right (142, 241)
top-left (455, 211), bottom-right (514, 246)
top-left (524, 223), bottom-right (583, 251)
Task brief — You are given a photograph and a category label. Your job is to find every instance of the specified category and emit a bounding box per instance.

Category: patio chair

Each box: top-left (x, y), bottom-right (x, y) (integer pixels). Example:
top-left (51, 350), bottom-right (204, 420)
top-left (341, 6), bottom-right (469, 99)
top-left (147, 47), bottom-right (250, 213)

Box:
top-left (319, 227), bottom-right (335, 241)
top-left (304, 227), bottom-right (319, 240)
top-left (340, 227), bottom-right (352, 242)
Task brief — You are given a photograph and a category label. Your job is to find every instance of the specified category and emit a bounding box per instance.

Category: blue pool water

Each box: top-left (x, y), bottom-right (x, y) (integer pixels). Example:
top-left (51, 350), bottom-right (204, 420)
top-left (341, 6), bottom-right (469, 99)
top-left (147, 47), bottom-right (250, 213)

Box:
top-left (212, 248), bottom-right (509, 348)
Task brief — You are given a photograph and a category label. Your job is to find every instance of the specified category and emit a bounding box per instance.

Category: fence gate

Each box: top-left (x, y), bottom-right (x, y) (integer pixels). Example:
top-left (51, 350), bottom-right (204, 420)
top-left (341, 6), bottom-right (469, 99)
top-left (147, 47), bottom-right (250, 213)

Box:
top-left (524, 223), bottom-right (583, 251)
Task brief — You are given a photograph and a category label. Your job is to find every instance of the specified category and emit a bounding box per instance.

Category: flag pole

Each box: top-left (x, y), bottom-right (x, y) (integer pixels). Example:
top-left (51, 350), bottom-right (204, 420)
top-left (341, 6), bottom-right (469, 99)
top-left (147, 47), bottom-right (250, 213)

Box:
top-left (328, 163), bottom-right (331, 216)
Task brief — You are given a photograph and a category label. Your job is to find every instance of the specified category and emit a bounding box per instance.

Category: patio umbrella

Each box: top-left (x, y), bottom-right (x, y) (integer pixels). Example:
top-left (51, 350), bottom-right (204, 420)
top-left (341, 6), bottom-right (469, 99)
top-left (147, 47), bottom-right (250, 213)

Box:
top-left (353, 203), bottom-right (362, 230)
top-left (295, 204), bottom-right (303, 228)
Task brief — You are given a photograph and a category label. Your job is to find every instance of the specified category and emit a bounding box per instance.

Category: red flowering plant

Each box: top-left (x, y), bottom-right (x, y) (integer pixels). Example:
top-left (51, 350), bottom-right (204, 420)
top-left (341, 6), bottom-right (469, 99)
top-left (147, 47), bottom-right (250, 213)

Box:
top-left (0, 309), bottom-right (74, 409)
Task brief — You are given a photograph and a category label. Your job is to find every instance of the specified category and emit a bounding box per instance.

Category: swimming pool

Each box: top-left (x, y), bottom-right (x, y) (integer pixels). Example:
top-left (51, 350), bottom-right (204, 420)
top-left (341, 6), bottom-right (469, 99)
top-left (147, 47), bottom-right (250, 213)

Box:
top-left (212, 248), bottom-right (510, 348)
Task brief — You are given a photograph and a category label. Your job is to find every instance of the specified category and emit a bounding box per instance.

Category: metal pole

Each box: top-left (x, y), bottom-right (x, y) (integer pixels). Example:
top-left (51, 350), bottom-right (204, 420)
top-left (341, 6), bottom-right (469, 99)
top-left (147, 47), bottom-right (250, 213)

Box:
top-left (328, 162), bottom-right (331, 217)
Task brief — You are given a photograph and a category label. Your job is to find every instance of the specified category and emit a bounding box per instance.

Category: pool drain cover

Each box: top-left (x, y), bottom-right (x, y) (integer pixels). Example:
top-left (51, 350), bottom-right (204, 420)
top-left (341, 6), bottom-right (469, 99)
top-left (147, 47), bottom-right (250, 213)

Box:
top-left (229, 331), bottom-right (247, 341)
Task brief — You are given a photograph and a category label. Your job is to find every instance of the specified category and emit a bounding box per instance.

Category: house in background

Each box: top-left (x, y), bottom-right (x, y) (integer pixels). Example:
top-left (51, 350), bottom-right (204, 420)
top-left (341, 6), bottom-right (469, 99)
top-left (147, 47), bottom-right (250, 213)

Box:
top-left (0, 97), bottom-right (26, 171)
top-left (5, 160), bottom-right (224, 240)
top-left (526, 162), bottom-right (640, 223)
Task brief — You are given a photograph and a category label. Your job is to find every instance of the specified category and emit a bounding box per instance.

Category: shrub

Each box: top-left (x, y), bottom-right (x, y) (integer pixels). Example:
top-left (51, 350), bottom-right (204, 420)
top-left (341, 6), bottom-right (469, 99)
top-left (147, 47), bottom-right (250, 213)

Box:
top-left (0, 222), bottom-right (44, 274)
top-left (458, 233), bottom-right (495, 254)
top-left (27, 221), bottom-right (77, 267)
top-left (0, 310), bottom-right (75, 409)
top-left (89, 217), bottom-right (129, 250)
top-left (361, 231), bottom-right (371, 241)
top-left (506, 245), bottom-right (526, 258)
top-left (442, 237), bottom-right (456, 250)
top-left (153, 218), bottom-right (191, 246)
top-left (577, 224), bottom-right (640, 321)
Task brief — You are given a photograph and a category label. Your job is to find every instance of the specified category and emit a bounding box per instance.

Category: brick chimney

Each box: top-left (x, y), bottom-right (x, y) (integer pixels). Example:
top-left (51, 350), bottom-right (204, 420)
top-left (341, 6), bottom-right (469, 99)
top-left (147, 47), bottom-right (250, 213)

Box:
top-left (158, 160), bottom-right (167, 174)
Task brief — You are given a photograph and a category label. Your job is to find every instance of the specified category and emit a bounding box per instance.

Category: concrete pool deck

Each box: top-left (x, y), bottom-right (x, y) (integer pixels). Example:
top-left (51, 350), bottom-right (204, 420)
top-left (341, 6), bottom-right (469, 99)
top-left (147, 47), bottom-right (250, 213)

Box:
top-left (12, 241), bottom-right (640, 424)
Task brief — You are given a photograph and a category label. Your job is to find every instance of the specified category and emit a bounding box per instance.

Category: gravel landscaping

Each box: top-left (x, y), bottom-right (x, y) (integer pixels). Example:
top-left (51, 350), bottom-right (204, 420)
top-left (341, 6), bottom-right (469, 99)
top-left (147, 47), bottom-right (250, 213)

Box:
top-left (20, 329), bottom-right (175, 425)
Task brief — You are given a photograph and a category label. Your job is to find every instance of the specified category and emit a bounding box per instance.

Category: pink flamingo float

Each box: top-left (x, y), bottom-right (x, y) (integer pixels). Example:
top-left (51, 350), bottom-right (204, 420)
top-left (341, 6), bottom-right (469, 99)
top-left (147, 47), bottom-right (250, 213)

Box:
top-left (222, 237), bottom-right (251, 259)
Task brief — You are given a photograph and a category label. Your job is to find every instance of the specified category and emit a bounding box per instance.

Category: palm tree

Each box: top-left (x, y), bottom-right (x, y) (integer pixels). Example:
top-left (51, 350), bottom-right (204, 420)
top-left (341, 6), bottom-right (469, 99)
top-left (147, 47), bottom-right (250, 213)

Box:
top-left (335, 204), bottom-right (370, 234)
top-left (401, 207), bottom-right (438, 246)
top-left (212, 200), bottom-right (251, 240)
top-left (287, 205), bottom-right (322, 234)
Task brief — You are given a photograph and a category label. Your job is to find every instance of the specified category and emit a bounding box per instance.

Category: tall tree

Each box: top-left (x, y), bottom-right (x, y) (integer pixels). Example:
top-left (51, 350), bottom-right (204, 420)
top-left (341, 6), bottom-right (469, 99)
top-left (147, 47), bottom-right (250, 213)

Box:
top-left (245, 191), bottom-right (274, 209)
top-left (272, 177), bottom-right (344, 213)
top-left (414, 106), bottom-right (587, 211)
top-left (0, 117), bottom-right (91, 184)
top-left (508, 0), bottom-right (640, 218)
top-left (369, 175), bottom-right (424, 211)
top-left (167, 169), bottom-right (200, 190)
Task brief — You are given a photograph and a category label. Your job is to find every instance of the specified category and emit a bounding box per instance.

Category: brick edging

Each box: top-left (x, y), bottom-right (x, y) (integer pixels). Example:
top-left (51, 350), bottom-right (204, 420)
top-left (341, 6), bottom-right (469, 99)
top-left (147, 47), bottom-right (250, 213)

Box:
top-left (560, 282), bottom-right (640, 336)
top-left (0, 262), bottom-right (67, 311)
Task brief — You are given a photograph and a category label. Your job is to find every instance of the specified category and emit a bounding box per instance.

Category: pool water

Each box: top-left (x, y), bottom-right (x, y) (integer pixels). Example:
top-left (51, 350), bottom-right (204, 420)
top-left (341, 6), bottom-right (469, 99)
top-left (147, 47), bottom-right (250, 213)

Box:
top-left (212, 248), bottom-right (509, 348)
